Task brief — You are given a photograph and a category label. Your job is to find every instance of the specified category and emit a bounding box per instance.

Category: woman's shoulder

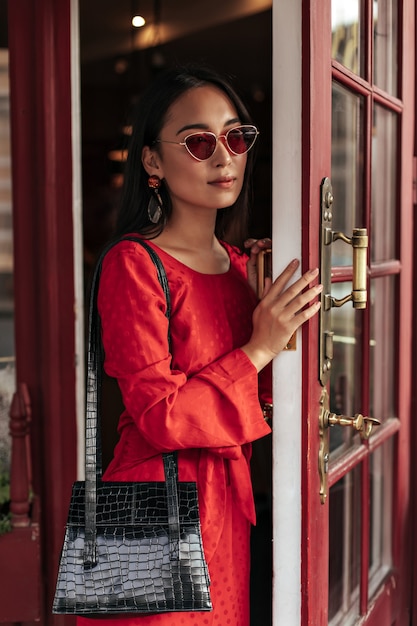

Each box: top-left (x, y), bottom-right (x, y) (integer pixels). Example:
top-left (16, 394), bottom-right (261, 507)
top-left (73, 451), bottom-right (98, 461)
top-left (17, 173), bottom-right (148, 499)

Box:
top-left (99, 236), bottom-right (168, 297)
top-left (97, 236), bottom-right (169, 315)
top-left (101, 235), bottom-right (158, 268)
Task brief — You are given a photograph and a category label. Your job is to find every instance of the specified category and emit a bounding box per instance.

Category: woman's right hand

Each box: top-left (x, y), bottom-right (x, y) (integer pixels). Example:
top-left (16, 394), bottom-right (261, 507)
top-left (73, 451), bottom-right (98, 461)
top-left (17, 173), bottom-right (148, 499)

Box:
top-left (241, 259), bottom-right (322, 372)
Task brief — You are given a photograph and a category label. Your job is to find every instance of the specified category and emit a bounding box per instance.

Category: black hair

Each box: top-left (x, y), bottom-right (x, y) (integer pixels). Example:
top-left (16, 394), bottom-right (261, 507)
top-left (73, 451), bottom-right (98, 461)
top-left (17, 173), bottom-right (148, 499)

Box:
top-left (115, 64), bottom-right (257, 246)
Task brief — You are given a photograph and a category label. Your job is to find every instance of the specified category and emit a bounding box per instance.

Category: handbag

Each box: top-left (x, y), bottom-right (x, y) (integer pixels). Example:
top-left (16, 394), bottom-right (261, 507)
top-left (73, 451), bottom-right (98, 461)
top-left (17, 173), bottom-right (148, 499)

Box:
top-left (52, 237), bottom-right (212, 616)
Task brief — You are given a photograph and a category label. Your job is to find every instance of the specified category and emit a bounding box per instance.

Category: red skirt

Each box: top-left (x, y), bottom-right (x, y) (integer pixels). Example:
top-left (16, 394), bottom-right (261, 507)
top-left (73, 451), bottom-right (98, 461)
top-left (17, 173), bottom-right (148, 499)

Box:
top-left (77, 486), bottom-right (250, 626)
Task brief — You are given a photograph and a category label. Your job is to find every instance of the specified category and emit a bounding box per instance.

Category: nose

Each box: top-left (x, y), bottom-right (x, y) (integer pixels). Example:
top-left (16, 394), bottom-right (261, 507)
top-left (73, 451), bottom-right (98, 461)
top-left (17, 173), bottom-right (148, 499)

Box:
top-left (213, 135), bottom-right (232, 165)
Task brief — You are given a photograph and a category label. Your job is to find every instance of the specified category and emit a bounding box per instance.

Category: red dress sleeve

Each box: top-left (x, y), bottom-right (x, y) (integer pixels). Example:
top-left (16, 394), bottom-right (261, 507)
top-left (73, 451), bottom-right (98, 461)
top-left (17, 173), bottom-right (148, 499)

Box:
top-left (98, 241), bottom-right (270, 460)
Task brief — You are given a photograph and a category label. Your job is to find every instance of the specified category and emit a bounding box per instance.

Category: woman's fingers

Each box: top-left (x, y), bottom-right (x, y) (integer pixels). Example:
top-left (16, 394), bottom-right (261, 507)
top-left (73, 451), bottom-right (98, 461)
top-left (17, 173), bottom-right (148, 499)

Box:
top-left (248, 248), bottom-right (321, 333)
top-left (242, 261), bottom-right (322, 371)
top-left (294, 297), bottom-right (322, 324)
top-left (286, 284), bottom-right (323, 323)
top-left (244, 237), bottom-right (272, 254)
top-left (260, 263), bottom-right (322, 331)
top-left (262, 262), bottom-right (318, 305)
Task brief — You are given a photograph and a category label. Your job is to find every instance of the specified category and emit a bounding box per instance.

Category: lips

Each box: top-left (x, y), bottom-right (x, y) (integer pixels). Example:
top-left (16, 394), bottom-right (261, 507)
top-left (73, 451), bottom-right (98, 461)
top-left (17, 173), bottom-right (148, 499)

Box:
top-left (208, 176), bottom-right (236, 188)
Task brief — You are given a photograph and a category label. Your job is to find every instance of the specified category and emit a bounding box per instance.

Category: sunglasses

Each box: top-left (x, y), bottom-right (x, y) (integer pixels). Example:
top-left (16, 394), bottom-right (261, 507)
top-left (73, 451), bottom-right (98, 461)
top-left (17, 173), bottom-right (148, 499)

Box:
top-left (155, 124), bottom-right (259, 161)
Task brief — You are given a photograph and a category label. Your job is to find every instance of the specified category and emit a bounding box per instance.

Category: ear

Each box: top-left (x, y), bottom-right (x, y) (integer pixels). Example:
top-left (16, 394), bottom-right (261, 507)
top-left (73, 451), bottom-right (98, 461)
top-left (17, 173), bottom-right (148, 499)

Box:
top-left (142, 146), bottom-right (164, 178)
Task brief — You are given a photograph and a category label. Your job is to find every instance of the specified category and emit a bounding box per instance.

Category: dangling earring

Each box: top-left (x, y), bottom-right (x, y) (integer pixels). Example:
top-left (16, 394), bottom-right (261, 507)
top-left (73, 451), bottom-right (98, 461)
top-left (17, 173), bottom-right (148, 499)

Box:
top-left (147, 175), bottom-right (163, 224)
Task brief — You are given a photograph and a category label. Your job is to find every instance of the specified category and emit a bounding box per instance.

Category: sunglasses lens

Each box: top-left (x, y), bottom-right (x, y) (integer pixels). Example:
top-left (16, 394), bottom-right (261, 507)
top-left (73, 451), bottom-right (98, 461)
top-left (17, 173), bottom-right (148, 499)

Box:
top-left (227, 126), bottom-right (258, 154)
top-left (183, 126), bottom-right (258, 160)
top-left (185, 133), bottom-right (217, 160)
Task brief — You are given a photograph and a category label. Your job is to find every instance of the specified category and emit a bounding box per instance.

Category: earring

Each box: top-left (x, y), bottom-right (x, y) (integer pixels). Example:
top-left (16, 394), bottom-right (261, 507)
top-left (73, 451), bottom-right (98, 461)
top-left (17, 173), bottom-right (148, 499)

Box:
top-left (147, 175), bottom-right (163, 224)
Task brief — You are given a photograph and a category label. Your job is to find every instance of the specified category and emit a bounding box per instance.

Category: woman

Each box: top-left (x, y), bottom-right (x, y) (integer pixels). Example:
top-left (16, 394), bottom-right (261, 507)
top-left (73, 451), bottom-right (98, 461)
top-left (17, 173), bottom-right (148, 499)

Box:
top-left (80, 65), bottom-right (321, 625)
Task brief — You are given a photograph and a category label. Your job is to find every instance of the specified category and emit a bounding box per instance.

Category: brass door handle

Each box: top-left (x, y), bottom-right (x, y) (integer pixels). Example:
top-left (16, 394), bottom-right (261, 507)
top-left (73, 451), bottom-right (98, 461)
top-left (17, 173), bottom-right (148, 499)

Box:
top-left (319, 177), bottom-right (368, 385)
top-left (322, 410), bottom-right (381, 440)
top-left (318, 389), bottom-right (380, 504)
top-left (329, 229), bottom-right (368, 309)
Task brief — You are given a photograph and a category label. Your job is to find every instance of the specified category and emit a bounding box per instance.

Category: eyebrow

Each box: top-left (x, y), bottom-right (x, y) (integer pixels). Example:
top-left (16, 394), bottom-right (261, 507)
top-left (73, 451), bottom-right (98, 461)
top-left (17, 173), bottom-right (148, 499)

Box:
top-left (176, 117), bottom-right (240, 136)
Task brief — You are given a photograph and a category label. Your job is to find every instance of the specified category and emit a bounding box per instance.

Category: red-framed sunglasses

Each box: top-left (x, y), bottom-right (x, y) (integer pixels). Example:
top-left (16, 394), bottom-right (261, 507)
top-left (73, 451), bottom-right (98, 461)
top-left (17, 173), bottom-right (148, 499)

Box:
top-left (155, 124), bottom-right (259, 161)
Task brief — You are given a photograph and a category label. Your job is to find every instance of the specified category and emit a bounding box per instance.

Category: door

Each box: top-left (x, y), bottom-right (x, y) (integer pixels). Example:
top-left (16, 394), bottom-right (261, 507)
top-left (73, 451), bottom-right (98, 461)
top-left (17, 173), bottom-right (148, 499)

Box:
top-left (7, 1), bottom-right (80, 623)
top-left (301, 1), bottom-right (414, 624)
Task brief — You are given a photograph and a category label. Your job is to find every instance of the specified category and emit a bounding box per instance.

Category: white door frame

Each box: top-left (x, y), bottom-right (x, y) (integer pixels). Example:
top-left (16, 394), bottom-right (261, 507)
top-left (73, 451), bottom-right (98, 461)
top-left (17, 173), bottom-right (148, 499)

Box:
top-left (272, 1), bottom-right (303, 624)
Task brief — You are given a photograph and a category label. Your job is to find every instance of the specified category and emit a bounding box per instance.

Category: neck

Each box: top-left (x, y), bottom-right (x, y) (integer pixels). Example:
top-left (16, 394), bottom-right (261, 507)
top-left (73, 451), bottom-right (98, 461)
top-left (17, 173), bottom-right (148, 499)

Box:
top-left (157, 209), bottom-right (219, 251)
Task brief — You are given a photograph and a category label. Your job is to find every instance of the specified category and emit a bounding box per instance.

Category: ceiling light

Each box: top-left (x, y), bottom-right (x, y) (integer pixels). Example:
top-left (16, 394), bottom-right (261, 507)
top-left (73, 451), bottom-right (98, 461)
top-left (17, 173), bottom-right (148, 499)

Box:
top-left (132, 15), bottom-right (146, 28)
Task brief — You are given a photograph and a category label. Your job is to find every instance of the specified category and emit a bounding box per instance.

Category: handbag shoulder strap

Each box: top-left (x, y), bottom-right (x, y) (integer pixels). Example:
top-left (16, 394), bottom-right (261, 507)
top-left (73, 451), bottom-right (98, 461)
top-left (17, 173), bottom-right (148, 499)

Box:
top-left (84, 236), bottom-right (175, 567)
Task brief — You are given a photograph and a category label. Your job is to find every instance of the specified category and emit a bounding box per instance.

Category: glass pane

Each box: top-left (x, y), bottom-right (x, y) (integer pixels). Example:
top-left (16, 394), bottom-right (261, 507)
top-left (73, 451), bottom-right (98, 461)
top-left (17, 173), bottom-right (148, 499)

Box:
top-left (328, 466), bottom-right (361, 625)
top-left (369, 440), bottom-right (393, 596)
top-left (370, 276), bottom-right (396, 422)
top-left (331, 0), bottom-right (363, 76)
top-left (329, 293), bottom-right (364, 455)
top-left (331, 83), bottom-right (364, 266)
top-left (0, 48), bottom-right (14, 478)
top-left (373, 0), bottom-right (398, 95)
top-left (371, 104), bottom-right (397, 262)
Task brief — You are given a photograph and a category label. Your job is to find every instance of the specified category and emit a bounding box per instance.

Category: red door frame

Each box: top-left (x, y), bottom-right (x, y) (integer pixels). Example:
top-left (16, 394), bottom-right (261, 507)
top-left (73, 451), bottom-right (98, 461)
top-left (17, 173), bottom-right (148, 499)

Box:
top-left (393, 2), bottom-right (415, 623)
top-left (300, 1), bottom-right (332, 623)
top-left (8, 0), bottom-right (77, 623)
top-left (301, 0), bottom-right (415, 624)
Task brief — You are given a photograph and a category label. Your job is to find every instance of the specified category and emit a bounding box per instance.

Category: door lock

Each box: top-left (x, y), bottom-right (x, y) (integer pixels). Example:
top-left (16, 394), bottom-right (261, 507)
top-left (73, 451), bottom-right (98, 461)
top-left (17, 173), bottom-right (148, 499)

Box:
top-left (318, 389), bottom-right (380, 503)
top-left (319, 177), bottom-right (368, 385)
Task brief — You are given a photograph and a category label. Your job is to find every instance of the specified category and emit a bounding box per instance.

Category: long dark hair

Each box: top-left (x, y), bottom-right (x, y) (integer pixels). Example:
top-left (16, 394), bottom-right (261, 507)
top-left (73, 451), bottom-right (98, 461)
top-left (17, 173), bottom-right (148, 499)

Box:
top-left (115, 64), bottom-right (257, 246)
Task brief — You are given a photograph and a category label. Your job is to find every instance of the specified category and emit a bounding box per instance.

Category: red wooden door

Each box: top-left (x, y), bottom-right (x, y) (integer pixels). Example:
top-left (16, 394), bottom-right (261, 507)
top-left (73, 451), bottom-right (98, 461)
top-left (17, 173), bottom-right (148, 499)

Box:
top-left (301, 1), bottom-right (414, 624)
top-left (7, 0), bottom-right (78, 623)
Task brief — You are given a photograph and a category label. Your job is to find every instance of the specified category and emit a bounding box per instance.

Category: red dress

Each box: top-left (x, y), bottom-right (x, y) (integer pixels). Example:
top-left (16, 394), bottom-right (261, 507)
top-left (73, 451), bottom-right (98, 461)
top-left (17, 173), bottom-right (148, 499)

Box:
top-left (78, 239), bottom-right (271, 626)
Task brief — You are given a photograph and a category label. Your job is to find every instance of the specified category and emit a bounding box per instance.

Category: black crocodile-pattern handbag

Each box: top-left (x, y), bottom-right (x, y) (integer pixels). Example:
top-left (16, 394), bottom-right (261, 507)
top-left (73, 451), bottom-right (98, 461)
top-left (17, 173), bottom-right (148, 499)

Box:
top-left (52, 237), bottom-right (212, 616)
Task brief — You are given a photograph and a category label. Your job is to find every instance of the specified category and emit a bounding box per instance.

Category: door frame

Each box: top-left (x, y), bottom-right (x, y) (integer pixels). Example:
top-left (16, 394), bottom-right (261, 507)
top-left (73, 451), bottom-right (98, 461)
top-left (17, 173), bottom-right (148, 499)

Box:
top-left (8, 0), bottom-right (81, 622)
top-left (271, 1), bottom-right (304, 622)
top-left (271, 0), bottom-right (331, 622)
top-left (300, 1), bottom-right (332, 623)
